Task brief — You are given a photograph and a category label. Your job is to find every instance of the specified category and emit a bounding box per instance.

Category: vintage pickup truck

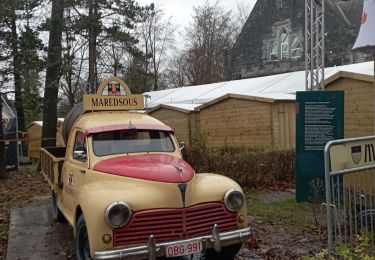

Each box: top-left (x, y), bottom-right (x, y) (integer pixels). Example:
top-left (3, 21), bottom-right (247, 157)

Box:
top-left (41, 77), bottom-right (251, 260)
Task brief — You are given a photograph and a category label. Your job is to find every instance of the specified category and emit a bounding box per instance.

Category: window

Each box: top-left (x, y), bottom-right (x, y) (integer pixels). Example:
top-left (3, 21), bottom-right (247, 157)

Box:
top-left (73, 131), bottom-right (87, 162)
top-left (92, 130), bottom-right (175, 156)
top-left (270, 41), bottom-right (279, 61)
top-left (276, 0), bottom-right (284, 9)
top-left (262, 20), bottom-right (292, 63)
top-left (280, 27), bottom-right (289, 60)
top-left (291, 36), bottom-right (302, 58)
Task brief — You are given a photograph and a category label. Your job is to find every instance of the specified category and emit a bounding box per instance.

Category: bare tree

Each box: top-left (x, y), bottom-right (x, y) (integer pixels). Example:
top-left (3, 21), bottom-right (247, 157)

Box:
top-left (138, 5), bottom-right (176, 91)
top-left (60, 39), bottom-right (87, 108)
top-left (169, 1), bottom-right (236, 86)
top-left (235, 0), bottom-right (255, 29)
top-left (164, 55), bottom-right (188, 88)
top-left (58, 7), bottom-right (87, 111)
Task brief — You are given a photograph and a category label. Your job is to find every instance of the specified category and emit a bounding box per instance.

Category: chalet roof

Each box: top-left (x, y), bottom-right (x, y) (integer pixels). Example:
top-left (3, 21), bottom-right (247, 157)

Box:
top-left (325, 70), bottom-right (374, 86)
top-left (147, 103), bottom-right (201, 114)
top-left (196, 93), bottom-right (295, 111)
top-left (144, 61), bottom-right (374, 112)
top-left (26, 118), bottom-right (65, 129)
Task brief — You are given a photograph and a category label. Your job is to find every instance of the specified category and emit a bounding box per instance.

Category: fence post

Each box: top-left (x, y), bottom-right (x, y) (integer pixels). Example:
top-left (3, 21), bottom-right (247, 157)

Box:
top-left (324, 141), bottom-right (333, 258)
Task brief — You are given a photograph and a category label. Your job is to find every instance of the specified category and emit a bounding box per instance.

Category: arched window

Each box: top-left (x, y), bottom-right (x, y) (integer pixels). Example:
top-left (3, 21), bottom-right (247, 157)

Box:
top-left (270, 41), bottom-right (279, 61)
top-left (291, 36), bottom-right (302, 58)
top-left (280, 27), bottom-right (289, 60)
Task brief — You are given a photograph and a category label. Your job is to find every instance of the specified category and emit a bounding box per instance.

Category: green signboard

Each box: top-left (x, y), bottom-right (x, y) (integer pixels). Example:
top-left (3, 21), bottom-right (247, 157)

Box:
top-left (296, 91), bottom-right (344, 202)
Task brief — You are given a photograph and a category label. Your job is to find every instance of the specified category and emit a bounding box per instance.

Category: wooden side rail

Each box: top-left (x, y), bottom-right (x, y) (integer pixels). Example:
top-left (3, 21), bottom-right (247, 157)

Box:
top-left (40, 147), bottom-right (65, 190)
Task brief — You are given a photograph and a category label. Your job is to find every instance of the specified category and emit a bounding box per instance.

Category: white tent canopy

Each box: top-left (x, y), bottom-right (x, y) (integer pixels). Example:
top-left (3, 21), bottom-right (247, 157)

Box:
top-left (144, 62), bottom-right (374, 111)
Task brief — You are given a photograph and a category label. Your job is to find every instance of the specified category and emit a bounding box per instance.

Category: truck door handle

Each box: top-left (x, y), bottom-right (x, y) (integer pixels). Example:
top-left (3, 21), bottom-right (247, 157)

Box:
top-left (80, 170), bottom-right (86, 174)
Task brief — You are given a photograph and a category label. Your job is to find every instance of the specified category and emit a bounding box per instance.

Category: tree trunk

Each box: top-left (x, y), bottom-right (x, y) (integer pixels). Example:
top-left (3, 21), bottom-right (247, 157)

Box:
top-left (0, 97), bottom-right (5, 178)
top-left (10, 1), bottom-right (25, 132)
top-left (88, 0), bottom-right (98, 94)
top-left (41, 0), bottom-right (65, 148)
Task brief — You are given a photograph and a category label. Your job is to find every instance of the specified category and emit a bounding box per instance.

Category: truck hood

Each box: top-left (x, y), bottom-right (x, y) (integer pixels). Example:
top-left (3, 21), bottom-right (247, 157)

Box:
top-left (93, 154), bottom-right (195, 183)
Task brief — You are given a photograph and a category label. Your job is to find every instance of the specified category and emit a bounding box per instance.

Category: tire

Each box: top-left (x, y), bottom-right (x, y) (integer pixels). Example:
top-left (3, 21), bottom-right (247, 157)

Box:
top-left (203, 243), bottom-right (242, 260)
top-left (76, 215), bottom-right (92, 260)
top-left (51, 191), bottom-right (65, 222)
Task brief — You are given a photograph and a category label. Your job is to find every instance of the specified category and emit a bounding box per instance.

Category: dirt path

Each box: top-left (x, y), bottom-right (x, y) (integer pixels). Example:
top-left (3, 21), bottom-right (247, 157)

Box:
top-left (6, 198), bottom-right (75, 260)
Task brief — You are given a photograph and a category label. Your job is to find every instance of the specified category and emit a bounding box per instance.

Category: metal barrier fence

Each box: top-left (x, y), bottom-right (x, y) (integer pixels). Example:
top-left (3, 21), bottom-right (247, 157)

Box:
top-left (325, 136), bottom-right (375, 257)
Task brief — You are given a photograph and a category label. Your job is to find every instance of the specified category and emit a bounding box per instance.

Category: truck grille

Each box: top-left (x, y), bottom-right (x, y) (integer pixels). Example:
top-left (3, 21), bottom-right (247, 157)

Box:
top-left (113, 202), bottom-right (238, 246)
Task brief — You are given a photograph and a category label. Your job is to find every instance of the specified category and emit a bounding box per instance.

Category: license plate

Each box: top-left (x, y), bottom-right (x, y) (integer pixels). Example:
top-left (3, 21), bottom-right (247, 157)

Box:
top-left (165, 240), bottom-right (203, 257)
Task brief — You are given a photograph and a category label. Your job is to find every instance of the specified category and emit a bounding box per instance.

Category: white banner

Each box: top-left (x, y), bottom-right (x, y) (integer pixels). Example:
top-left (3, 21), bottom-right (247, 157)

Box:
top-left (352, 0), bottom-right (375, 52)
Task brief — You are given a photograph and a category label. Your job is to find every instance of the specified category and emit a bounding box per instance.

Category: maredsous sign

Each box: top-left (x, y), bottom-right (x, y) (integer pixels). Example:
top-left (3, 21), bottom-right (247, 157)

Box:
top-left (83, 77), bottom-right (144, 111)
top-left (330, 138), bottom-right (375, 172)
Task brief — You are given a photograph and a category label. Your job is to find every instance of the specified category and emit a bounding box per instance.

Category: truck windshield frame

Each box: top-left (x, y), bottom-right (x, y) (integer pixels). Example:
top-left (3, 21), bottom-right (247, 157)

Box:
top-left (92, 129), bottom-right (176, 156)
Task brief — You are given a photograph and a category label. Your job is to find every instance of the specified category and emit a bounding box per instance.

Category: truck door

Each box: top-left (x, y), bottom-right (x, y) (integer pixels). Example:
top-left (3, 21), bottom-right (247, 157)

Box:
top-left (61, 129), bottom-right (88, 217)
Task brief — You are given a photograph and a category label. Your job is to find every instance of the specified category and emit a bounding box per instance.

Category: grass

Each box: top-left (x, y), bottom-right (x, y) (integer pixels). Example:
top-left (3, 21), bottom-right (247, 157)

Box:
top-left (247, 192), bottom-right (320, 232)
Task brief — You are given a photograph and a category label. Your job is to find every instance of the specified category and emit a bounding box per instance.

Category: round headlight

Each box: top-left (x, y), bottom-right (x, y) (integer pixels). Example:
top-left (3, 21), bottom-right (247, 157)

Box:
top-left (224, 188), bottom-right (244, 212)
top-left (104, 201), bottom-right (132, 228)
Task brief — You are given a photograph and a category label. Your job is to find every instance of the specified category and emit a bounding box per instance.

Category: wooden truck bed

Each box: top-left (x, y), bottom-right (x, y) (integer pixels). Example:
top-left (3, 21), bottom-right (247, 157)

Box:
top-left (40, 147), bottom-right (66, 190)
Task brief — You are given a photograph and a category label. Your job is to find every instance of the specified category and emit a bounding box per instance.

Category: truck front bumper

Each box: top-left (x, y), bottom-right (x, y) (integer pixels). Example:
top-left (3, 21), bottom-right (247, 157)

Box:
top-left (94, 225), bottom-right (251, 260)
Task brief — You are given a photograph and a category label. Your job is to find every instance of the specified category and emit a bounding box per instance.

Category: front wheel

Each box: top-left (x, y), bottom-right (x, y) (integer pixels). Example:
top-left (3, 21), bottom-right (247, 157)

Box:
top-left (51, 191), bottom-right (65, 222)
top-left (76, 215), bottom-right (92, 260)
top-left (203, 243), bottom-right (242, 260)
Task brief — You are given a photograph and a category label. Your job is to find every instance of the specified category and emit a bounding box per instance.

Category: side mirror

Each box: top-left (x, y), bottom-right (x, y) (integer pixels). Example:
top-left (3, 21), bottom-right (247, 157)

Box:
top-left (73, 150), bottom-right (87, 162)
top-left (179, 142), bottom-right (185, 152)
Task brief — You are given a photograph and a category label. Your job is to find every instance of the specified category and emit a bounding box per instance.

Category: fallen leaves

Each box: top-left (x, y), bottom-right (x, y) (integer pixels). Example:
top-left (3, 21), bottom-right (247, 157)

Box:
top-left (245, 236), bottom-right (260, 249)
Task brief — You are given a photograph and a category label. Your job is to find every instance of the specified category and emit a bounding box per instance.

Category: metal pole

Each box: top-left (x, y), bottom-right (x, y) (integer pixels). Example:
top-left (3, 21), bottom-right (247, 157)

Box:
top-left (310, 0), bottom-right (315, 90)
top-left (305, 0), bottom-right (325, 91)
top-left (324, 142), bottom-right (333, 258)
top-left (321, 0), bottom-right (325, 90)
top-left (305, 0), bottom-right (310, 91)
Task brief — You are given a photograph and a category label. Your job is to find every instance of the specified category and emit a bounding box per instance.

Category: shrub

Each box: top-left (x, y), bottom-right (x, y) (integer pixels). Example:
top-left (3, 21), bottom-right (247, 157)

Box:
top-left (182, 137), bottom-right (295, 189)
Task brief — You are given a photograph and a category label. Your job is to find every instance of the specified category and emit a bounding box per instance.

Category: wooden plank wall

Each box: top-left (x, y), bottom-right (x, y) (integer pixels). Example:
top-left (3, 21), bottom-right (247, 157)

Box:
top-left (199, 98), bottom-right (273, 148)
top-left (27, 124), bottom-right (43, 159)
top-left (326, 78), bottom-right (374, 137)
top-left (271, 101), bottom-right (296, 149)
top-left (189, 111), bottom-right (200, 145)
top-left (26, 122), bottom-right (65, 160)
top-left (148, 109), bottom-right (191, 145)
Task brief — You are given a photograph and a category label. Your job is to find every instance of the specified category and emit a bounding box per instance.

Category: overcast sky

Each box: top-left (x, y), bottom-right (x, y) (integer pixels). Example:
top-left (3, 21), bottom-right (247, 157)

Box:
top-left (137, 0), bottom-right (257, 31)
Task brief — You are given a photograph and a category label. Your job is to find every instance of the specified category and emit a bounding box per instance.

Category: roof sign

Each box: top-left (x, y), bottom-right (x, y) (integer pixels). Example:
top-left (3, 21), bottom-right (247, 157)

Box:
top-left (83, 77), bottom-right (145, 111)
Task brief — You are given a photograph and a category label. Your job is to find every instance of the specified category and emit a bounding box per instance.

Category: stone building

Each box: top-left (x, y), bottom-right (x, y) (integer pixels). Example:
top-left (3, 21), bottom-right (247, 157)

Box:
top-left (227, 0), bottom-right (370, 80)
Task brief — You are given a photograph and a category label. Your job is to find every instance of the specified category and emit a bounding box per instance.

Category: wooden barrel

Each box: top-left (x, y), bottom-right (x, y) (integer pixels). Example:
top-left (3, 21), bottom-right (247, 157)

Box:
top-left (62, 102), bottom-right (85, 144)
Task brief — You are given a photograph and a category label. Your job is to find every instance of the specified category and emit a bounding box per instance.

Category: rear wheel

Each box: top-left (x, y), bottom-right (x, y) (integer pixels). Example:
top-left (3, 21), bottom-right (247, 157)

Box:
top-left (76, 215), bottom-right (92, 260)
top-left (203, 243), bottom-right (242, 260)
top-left (51, 191), bottom-right (65, 222)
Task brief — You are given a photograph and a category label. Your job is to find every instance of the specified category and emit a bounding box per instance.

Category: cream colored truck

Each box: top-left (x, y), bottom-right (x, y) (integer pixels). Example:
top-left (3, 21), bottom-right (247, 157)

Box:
top-left (40, 77), bottom-right (250, 260)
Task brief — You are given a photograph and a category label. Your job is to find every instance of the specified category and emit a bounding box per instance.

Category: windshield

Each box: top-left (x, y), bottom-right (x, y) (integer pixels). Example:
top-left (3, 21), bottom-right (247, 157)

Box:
top-left (92, 130), bottom-right (175, 156)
